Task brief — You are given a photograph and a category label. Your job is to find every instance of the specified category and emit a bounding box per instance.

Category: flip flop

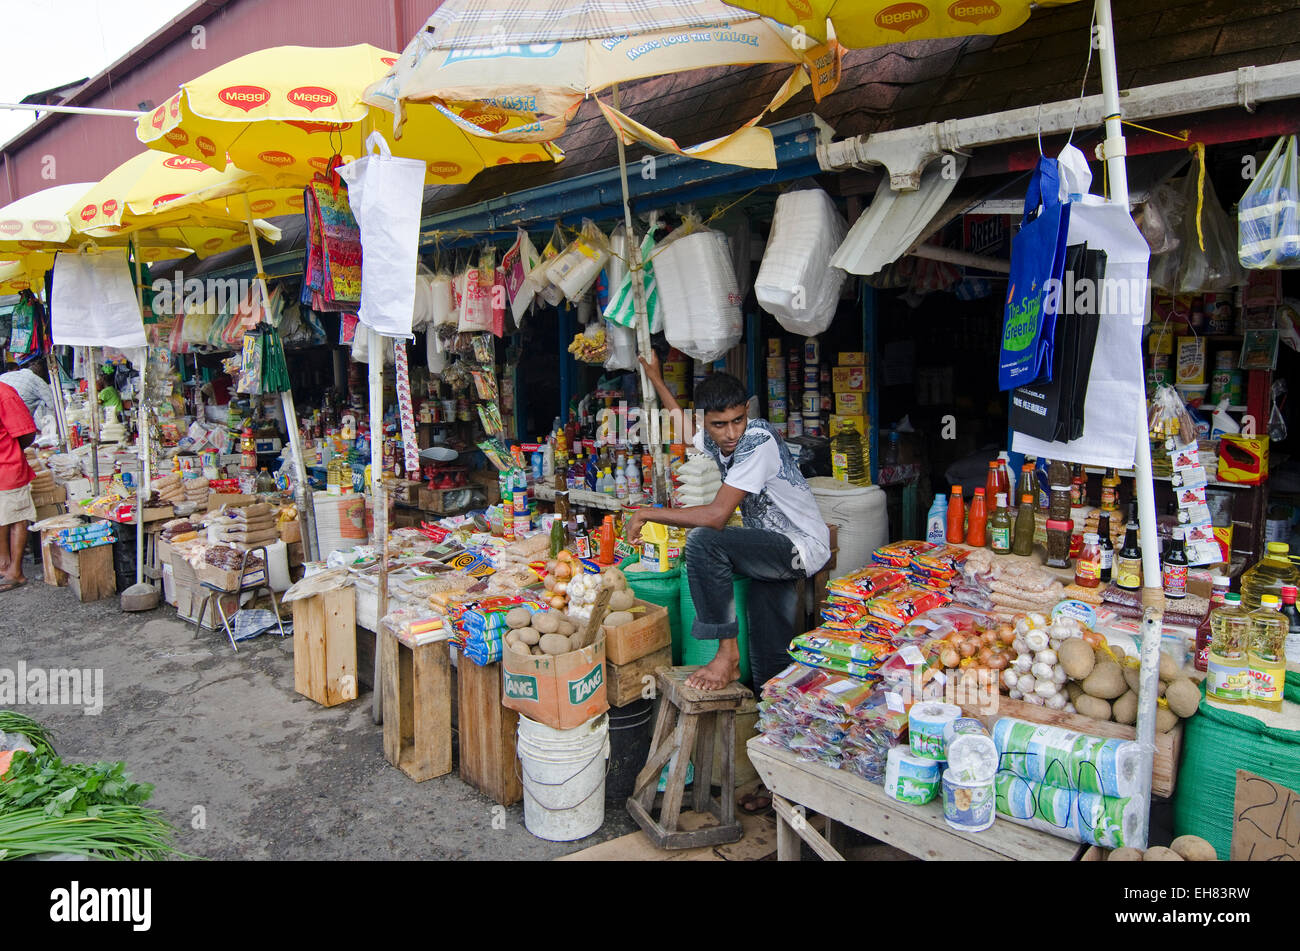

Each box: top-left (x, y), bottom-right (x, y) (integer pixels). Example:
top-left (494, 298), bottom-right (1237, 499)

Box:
top-left (739, 789), bottom-right (772, 814)
top-left (0, 579), bottom-right (26, 593)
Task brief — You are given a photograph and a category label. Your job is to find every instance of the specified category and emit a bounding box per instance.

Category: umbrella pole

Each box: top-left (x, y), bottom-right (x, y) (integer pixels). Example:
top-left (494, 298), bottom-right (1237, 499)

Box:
top-left (612, 83), bottom-right (666, 502)
top-left (369, 326), bottom-right (387, 725)
top-left (1096, 0), bottom-right (1161, 850)
top-left (85, 347), bottom-right (100, 487)
top-left (240, 196), bottom-right (318, 563)
top-left (35, 284), bottom-right (70, 452)
top-left (132, 252), bottom-right (148, 589)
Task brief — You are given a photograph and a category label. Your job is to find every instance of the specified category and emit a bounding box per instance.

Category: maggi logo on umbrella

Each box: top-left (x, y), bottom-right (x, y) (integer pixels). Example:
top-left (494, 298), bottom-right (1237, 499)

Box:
top-left (196, 136), bottom-right (217, 157)
top-left (461, 111), bottom-right (508, 134)
top-left (948, 0), bottom-right (1001, 23)
top-left (427, 161), bottom-right (462, 179)
top-left (219, 85), bottom-right (270, 112)
top-left (876, 2), bottom-right (930, 32)
top-left (785, 0), bottom-right (814, 16)
top-left (259, 150), bottom-right (295, 167)
top-left (0, 220), bottom-right (22, 235)
top-left (203, 237), bottom-right (225, 250)
top-left (168, 94), bottom-right (181, 118)
top-left (308, 156), bottom-right (330, 173)
top-left (288, 86), bottom-right (338, 112)
top-left (152, 193), bottom-right (184, 208)
top-left (10, 280), bottom-right (29, 290)
top-left (80, 204), bottom-right (97, 222)
top-left (163, 156), bottom-right (209, 171)
top-left (287, 195), bottom-right (304, 209)
top-left (101, 200), bottom-right (118, 218)
top-left (250, 199), bottom-right (276, 214)
top-left (151, 107), bottom-right (165, 130)
top-left (33, 220), bottom-right (57, 235)
top-left (164, 129), bottom-right (189, 146)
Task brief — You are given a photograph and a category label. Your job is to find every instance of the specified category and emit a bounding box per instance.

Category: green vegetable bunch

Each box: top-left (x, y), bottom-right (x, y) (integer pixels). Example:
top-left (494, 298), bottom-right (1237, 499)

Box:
top-left (0, 753), bottom-right (153, 817)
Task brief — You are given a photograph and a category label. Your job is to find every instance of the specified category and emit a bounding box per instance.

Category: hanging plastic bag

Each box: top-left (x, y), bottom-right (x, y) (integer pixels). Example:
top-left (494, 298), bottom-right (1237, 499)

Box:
top-left (604, 225), bottom-right (661, 333)
top-left (457, 259), bottom-right (493, 333)
top-left (755, 188), bottom-right (848, 336)
top-left (429, 263), bottom-right (454, 328)
top-left (525, 224), bottom-right (567, 308)
top-left (1238, 134), bottom-right (1300, 269)
top-left (546, 219), bottom-right (611, 302)
top-left (654, 214), bottom-right (742, 363)
top-left (603, 320), bottom-right (638, 371)
top-left (503, 228), bottom-right (540, 325)
top-left (410, 263), bottom-right (436, 329)
top-left (427, 326), bottom-right (447, 373)
top-left (1159, 148), bottom-right (1244, 293)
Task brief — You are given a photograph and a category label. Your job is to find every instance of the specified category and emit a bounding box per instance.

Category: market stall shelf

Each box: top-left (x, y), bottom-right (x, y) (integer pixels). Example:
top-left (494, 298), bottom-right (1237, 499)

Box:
top-left (380, 632), bottom-right (452, 782)
top-left (748, 739), bottom-right (1084, 861)
top-left (40, 533), bottom-right (115, 602)
top-left (532, 483), bottom-right (624, 513)
top-left (292, 588), bottom-right (359, 707)
top-left (457, 660), bottom-right (523, 806)
top-left (627, 667), bottom-right (750, 850)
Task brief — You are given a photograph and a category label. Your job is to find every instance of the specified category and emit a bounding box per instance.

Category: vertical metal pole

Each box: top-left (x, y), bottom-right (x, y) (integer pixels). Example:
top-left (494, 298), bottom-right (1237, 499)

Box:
top-left (863, 286), bottom-right (880, 486)
top-left (132, 252), bottom-right (148, 588)
top-left (241, 196), bottom-right (318, 561)
top-left (370, 325), bottom-right (388, 725)
top-left (1096, 0), bottom-right (1162, 850)
top-left (85, 346), bottom-right (100, 487)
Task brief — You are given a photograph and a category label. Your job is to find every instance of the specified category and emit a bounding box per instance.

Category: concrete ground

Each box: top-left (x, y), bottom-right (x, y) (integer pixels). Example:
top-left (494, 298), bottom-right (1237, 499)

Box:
top-left (1, 567), bottom-right (640, 860)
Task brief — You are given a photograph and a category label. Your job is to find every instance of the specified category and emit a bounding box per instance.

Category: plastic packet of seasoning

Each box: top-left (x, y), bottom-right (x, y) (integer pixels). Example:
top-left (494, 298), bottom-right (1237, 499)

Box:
top-left (471, 333), bottom-right (495, 364)
top-left (865, 586), bottom-right (952, 626)
top-left (470, 368), bottom-right (499, 401)
top-left (911, 544), bottom-right (971, 577)
top-left (791, 629), bottom-right (893, 664)
top-left (824, 565), bottom-right (907, 601)
top-left (477, 402), bottom-right (504, 438)
top-left (872, 539), bottom-right (937, 568)
top-left (478, 439), bottom-right (514, 471)
top-left (760, 663), bottom-right (832, 702)
top-left (788, 648), bottom-right (883, 682)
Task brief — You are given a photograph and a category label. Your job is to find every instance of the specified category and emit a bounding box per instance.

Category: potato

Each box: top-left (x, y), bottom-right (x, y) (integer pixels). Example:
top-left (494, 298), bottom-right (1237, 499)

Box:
top-left (1103, 643), bottom-right (1126, 662)
top-left (568, 633), bottom-right (586, 652)
top-left (608, 589), bottom-right (636, 612)
top-left (1112, 690), bottom-right (1138, 725)
top-left (1156, 706), bottom-right (1179, 733)
top-left (539, 633), bottom-right (571, 655)
top-left (516, 627), bottom-right (540, 646)
top-left (1058, 638), bottom-right (1095, 680)
top-left (1170, 834), bottom-right (1217, 862)
top-left (1142, 846), bottom-right (1183, 861)
top-left (1108, 847), bottom-right (1144, 862)
top-left (1123, 663), bottom-right (1141, 694)
top-left (543, 575), bottom-right (557, 591)
top-left (1074, 694), bottom-right (1112, 721)
top-left (1066, 682), bottom-right (1085, 702)
top-left (601, 567), bottom-right (628, 590)
top-left (1159, 651), bottom-right (1180, 682)
top-left (506, 607), bottom-right (533, 629)
top-left (1165, 678), bottom-right (1200, 718)
top-left (531, 646), bottom-right (544, 656)
top-left (509, 640), bottom-right (531, 656)
top-left (1083, 661), bottom-right (1126, 700)
top-left (533, 612), bottom-right (561, 634)
top-left (603, 611), bottom-right (634, 629)
top-left (557, 619), bottom-right (577, 637)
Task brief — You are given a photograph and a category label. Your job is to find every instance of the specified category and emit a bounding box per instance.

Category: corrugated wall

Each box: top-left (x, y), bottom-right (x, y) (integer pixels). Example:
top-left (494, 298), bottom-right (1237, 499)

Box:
top-left (2, 0), bottom-right (441, 202)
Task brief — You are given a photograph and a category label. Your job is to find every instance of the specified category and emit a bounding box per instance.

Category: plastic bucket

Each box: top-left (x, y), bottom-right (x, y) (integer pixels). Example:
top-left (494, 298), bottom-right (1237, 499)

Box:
top-left (679, 570), bottom-right (751, 686)
top-left (941, 768), bottom-right (996, 833)
top-left (808, 478), bottom-right (888, 580)
top-left (517, 714), bottom-right (610, 842)
top-left (604, 699), bottom-right (655, 802)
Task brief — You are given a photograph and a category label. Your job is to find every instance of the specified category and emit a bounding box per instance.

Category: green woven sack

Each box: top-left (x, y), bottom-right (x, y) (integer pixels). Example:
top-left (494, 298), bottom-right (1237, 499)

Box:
top-left (679, 569), bottom-right (752, 686)
top-left (618, 556), bottom-right (683, 664)
top-left (1172, 678), bottom-right (1300, 859)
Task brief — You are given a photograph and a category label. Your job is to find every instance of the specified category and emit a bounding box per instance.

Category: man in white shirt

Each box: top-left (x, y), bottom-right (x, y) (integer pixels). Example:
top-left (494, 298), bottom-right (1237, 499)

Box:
top-left (628, 354), bottom-right (830, 692)
top-left (0, 353), bottom-right (54, 429)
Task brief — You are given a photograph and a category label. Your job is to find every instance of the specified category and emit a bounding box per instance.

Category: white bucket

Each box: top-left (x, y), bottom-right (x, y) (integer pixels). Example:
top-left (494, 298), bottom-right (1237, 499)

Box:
top-left (517, 714), bottom-right (610, 842)
top-left (808, 478), bottom-right (887, 579)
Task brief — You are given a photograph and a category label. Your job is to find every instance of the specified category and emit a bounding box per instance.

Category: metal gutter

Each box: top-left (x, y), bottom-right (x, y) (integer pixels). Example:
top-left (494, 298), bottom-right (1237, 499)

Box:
top-left (820, 60), bottom-right (1300, 191)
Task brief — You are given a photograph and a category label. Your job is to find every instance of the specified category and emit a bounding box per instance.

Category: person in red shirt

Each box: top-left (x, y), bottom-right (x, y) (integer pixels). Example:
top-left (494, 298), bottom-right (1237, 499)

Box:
top-left (0, 381), bottom-right (37, 590)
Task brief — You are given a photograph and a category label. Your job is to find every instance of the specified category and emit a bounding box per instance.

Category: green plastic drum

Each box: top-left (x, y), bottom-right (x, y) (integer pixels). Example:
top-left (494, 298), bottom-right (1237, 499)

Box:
top-left (679, 569), bottom-right (752, 686)
top-left (618, 556), bottom-right (684, 665)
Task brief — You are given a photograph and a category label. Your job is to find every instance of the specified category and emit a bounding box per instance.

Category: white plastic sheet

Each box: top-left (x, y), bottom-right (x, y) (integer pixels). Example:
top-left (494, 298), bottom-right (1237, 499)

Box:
top-left (656, 224), bottom-right (742, 363)
top-left (51, 250), bottom-right (146, 349)
top-left (755, 189), bottom-right (848, 336)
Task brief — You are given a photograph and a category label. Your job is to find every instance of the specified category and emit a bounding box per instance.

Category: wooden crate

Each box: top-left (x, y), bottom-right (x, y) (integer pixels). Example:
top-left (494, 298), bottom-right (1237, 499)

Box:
top-left (603, 600), bottom-right (671, 665)
top-left (381, 632), bottom-right (453, 782)
top-left (44, 541), bottom-right (115, 602)
top-left (457, 659), bottom-right (523, 806)
top-left (292, 588), bottom-right (359, 707)
top-left (419, 485), bottom-right (481, 515)
top-left (961, 695), bottom-right (1184, 798)
top-left (606, 645), bottom-right (673, 706)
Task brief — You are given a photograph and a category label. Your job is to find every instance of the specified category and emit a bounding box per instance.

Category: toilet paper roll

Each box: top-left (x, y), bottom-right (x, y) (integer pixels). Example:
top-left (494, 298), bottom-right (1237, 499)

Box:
top-left (885, 745), bottom-right (941, 805)
top-left (943, 716), bottom-right (990, 749)
top-left (946, 733), bottom-right (999, 784)
top-left (909, 701), bottom-right (962, 761)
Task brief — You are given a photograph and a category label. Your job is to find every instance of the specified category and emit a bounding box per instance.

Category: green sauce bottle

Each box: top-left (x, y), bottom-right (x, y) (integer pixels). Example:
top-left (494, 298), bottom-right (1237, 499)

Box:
top-left (1012, 493), bottom-right (1036, 556)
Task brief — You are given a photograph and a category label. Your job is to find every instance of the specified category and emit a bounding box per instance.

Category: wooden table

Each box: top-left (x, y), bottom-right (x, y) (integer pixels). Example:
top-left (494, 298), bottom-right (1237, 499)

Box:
top-left (747, 738), bottom-right (1083, 861)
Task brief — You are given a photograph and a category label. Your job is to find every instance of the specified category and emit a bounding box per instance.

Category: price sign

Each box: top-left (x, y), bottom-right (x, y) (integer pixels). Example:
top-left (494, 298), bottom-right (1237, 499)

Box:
top-left (1230, 769), bottom-right (1300, 861)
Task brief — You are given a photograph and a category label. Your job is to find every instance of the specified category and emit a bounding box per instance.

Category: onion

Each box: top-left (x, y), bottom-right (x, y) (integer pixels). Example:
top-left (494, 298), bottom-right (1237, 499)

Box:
top-left (549, 595), bottom-right (567, 610)
top-left (986, 653), bottom-right (1010, 671)
top-left (958, 640), bottom-right (978, 658)
top-left (1081, 630), bottom-right (1105, 647)
top-left (554, 563), bottom-right (573, 581)
top-left (940, 648), bottom-right (960, 669)
top-left (996, 624), bottom-right (1017, 645)
top-left (977, 646), bottom-right (995, 666)
top-left (981, 629), bottom-right (999, 647)
top-left (554, 581), bottom-right (568, 595)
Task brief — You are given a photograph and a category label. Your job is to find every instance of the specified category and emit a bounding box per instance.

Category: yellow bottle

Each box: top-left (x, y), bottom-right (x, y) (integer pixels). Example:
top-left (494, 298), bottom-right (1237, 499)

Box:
top-left (1248, 595), bottom-right (1288, 713)
top-left (1207, 593), bottom-right (1251, 703)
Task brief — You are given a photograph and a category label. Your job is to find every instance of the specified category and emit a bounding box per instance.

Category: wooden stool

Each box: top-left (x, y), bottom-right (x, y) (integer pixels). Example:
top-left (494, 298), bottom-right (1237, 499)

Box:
top-left (627, 666), bottom-right (752, 850)
top-left (380, 631), bottom-right (452, 782)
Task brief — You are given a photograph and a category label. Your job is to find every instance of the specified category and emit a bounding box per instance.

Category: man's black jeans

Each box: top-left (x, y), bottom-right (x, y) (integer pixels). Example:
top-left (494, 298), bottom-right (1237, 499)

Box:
top-left (683, 526), bottom-right (808, 690)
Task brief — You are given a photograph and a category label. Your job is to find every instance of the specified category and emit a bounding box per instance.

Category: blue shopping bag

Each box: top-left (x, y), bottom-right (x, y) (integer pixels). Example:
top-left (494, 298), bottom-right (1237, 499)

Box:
top-left (999, 157), bottom-right (1071, 390)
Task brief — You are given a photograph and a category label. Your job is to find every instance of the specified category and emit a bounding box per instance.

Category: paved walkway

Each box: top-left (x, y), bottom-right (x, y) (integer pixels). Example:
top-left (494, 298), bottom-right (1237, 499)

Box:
top-left (1, 572), bottom-right (637, 860)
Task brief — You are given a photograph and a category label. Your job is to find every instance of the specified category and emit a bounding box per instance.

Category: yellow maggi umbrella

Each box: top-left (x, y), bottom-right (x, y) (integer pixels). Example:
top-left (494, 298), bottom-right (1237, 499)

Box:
top-left (0, 258), bottom-right (47, 295)
top-left (136, 44), bottom-right (561, 185)
top-left (70, 151), bottom-right (283, 259)
top-left (719, 0), bottom-right (1080, 48)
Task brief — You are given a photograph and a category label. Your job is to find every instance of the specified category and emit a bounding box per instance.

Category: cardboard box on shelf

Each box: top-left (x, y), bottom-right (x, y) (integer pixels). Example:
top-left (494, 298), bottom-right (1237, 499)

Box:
top-left (1176, 337), bottom-right (1206, 384)
top-left (838, 352), bottom-right (866, 366)
top-left (602, 600), bottom-right (671, 666)
top-left (832, 366), bottom-right (867, 393)
top-left (834, 392), bottom-right (866, 416)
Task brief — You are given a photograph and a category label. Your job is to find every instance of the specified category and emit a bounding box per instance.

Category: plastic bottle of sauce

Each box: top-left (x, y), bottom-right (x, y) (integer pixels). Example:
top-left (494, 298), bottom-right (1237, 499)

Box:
top-left (1115, 516), bottom-right (1143, 591)
top-left (1207, 593), bottom-right (1251, 703)
top-left (1100, 467), bottom-right (1121, 513)
top-left (965, 487), bottom-right (988, 547)
top-left (1248, 595), bottom-right (1287, 713)
top-left (1013, 493), bottom-right (1036, 556)
top-left (1075, 533), bottom-right (1102, 587)
top-left (984, 461), bottom-right (1004, 510)
top-left (946, 486), bottom-right (966, 545)
top-left (1195, 575), bottom-right (1231, 672)
top-left (1017, 462), bottom-right (1036, 509)
top-left (1071, 464), bottom-right (1086, 505)
top-left (597, 515), bottom-right (617, 566)
top-left (1282, 584), bottom-right (1300, 662)
top-left (989, 493), bottom-right (1012, 553)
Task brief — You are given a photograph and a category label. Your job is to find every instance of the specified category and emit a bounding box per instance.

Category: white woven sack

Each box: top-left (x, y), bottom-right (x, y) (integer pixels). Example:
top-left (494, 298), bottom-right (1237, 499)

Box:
top-left (429, 272), bottom-right (454, 327)
top-left (656, 228), bottom-right (742, 363)
top-left (755, 189), bottom-right (848, 336)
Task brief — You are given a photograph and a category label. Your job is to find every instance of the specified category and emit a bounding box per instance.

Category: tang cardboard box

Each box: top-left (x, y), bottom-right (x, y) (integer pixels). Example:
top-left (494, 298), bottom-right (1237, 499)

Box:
top-left (502, 634), bottom-right (609, 731)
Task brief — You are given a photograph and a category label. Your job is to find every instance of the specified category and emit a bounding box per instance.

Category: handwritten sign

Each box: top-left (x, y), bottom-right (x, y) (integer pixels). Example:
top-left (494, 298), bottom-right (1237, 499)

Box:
top-left (1231, 769), bottom-right (1300, 861)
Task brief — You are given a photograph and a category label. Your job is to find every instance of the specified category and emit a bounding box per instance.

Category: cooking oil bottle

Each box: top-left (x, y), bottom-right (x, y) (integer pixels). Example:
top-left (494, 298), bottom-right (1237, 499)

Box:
top-left (1207, 593), bottom-right (1251, 703)
top-left (831, 420), bottom-right (869, 486)
top-left (1248, 595), bottom-right (1288, 713)
top-left (1241, 542), bottom-right (1300, 610)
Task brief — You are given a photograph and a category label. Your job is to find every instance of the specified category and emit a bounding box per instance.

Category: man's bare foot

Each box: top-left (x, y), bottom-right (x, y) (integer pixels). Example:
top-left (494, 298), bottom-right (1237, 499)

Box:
top-left (686, 641), bottom-right (741, 691)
